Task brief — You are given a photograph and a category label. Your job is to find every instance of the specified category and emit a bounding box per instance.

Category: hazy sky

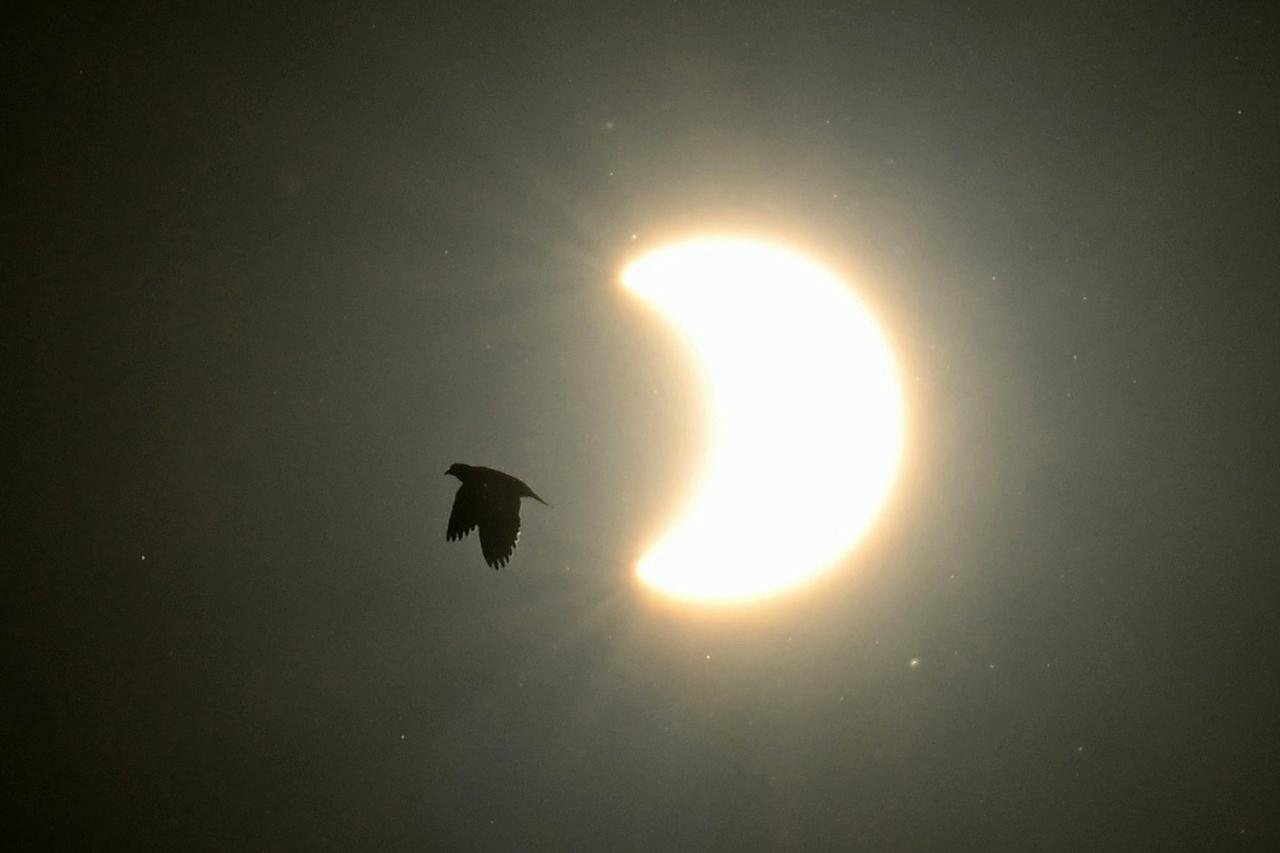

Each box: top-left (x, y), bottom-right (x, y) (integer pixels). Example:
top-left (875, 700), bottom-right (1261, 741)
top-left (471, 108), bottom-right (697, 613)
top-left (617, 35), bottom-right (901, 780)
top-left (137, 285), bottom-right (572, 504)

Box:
top-left (11, 1), bottom-right (1280, 849)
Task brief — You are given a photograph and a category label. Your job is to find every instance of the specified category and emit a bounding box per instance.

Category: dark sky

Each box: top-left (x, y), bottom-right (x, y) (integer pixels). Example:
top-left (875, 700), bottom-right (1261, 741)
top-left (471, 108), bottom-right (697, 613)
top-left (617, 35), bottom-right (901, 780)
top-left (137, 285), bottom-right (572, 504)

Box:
top-left (9, 1), bottom-right (1280, 849)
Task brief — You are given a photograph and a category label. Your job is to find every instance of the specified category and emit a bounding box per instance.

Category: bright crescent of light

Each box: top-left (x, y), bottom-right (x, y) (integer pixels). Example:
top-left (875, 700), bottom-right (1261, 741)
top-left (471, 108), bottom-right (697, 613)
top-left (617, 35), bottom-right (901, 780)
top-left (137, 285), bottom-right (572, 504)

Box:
top-left (622, 237), bottom-right (904, 604)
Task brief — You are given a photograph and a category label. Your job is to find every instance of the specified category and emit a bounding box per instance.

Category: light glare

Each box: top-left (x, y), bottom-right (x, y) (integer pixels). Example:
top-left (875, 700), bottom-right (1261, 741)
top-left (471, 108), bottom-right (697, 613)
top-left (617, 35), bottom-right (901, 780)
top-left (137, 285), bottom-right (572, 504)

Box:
top-left (622, 237), bottom-right (904, 603)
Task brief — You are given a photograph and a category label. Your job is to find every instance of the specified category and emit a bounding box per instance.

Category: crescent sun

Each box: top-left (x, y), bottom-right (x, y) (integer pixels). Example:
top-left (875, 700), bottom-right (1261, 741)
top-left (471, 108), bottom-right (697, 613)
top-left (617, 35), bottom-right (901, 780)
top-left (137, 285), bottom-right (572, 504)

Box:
top-left (621, 237), bottom-right (905, 604)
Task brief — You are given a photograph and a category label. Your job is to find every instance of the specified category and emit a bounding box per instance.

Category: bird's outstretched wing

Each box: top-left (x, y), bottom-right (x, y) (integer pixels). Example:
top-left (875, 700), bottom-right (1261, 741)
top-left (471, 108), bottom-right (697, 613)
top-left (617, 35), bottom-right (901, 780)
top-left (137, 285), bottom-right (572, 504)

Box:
top-left (446, 484), bottom-right (479, 542)
top-left (478, 493), bottom-right (522, 569)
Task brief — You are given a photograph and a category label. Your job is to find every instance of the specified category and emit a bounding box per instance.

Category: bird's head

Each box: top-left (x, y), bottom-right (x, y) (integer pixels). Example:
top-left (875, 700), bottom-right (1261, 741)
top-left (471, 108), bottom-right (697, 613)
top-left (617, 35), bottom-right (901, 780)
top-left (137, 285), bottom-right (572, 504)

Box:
top-left (521, 483), bottom-right (550, 506)
top-left (445, 462), bottom-right (470, 480)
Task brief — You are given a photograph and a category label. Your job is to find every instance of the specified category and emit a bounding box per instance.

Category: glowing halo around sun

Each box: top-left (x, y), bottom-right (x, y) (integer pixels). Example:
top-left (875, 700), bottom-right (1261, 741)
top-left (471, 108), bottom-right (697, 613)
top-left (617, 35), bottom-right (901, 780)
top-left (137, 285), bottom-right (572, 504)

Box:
top-left (622, 237), bottom-right (905, 604)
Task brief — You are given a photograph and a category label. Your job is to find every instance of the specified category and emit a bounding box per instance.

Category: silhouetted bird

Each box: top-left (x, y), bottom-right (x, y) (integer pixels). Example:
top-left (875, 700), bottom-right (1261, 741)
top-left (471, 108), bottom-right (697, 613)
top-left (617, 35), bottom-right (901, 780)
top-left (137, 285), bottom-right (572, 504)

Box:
top-left (445, 463), bottom-right (549, 569)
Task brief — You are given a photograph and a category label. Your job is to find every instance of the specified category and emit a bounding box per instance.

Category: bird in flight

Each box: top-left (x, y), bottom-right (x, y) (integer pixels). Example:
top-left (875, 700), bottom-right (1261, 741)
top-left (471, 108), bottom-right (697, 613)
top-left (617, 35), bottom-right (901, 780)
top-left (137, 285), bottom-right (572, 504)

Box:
top-left (445, 463), bottom-right (549, 569)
